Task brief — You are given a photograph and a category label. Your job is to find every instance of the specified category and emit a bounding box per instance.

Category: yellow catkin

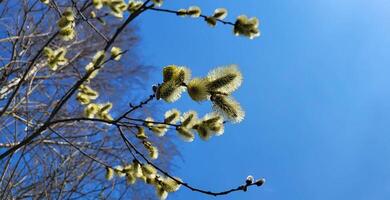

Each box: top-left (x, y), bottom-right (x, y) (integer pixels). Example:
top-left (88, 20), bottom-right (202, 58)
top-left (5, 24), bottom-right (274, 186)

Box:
top-left (234, 15), bottom-right (261, 39)
top-left (206, 65), bottom-right (242, 94)
top-left (181, 110), bottom-right (198, 128)
top-left (211, 95), bottom-right (245, 123)
top-left (176, 126), bottom-right (195, 142)
top-left (110, 46), bottom-right (122, 61)
top-left (187, 78), bottom-right (210, 101)
top-left (164, 109), bottom-right (180, 124)
top-left (105, 167), bottom-right (114, 180)
top-left (213, 8), bottom-right (228, 20)
top-left (187, 6), bottom-right (201, 18)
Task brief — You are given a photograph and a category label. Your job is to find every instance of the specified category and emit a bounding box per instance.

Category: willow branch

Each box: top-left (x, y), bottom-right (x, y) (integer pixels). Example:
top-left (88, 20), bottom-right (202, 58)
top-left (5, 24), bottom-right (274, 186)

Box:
top-left (148, 7), bottom-right (235, 26)
top-left (117, 126), bottom-right (265, 197)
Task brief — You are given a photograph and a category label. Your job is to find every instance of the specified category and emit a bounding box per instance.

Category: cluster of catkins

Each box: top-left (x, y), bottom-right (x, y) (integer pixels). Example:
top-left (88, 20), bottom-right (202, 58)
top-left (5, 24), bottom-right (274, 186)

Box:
top-left (57, 8), bottom-right (76, 41)
top-left (177, 6), bottom-right (227, 27)
top-left (92, 0), bottom-right (165, 18)
top-left (175, 6), bottom-right (260, 39)
top-left (106, 160), bottom-right (181, 200)
top-left (135, 126), bottom-right (159, 160)
top-left (76, 47), bottom-right (123, 120)
top-left (43, 47), bottom-right (68, 71)
top-left (143, 109), bottom-right (224, 142)
top-left (93, 0), bottom-right (128, 18)
top-left (156, 65), bottom-right (245, 123)
top-left (91, 0), bottom-right (260, 39)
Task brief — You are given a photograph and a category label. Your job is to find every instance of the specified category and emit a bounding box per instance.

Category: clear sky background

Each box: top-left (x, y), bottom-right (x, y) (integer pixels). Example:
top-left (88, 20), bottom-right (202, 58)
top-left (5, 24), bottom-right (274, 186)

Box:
top-left (136, 0), bottom-right (390, 199)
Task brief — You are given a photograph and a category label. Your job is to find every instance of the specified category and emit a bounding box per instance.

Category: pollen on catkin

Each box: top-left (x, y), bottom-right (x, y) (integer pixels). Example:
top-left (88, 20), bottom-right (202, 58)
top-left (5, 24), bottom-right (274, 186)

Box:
top-left (234, 15), bottom-right (261, 39)
top-left (176, 126), bottom-right (195, 142)
top-left (205, 17), bottom-right (217, 27)
top-left (84, 103), bottom-right (100, 118)
top-left (203, 112), bottom-right (225, 136)
top-left (85, 62), bottom-right (99, 79)
top-left (160, 176), bottom-right (182, 192)
top-left (187, 6), bottom-right (201, 18)
top-left (144, 117), bottom-right (155, 128)
top-left (44, 47), bottom-right (68, 71)
top-left (92, 0), bottom-right (103, 9)
top-left (107, 0), bottom-right (128, 18)
top-left (142, 164), bottom-right (157, 177)
top-left (193, 123), bottom-right (212, 141)
top-left (92, 50), bottom-right (105, 66)
top-left (78, 85), bottom-right (99, 100)
top-left (211, 94), bottom-right (245, 123)
top-left (187, 78), bottom-right (210, 102)
top-left (206, 65), bottom-right (242, 94)
top-left (152, 0), bottom-right (163, 7)
top-left (156, 81), bottom-right (185, 103)
top-left (128, 1), bottom-right (144, 13)
top-left (126, 173), bottom-right (137, 185)
top-left (132, 162), bottom-right (143, 178)
top-left (143, 140), bottom-right (159, 159)
top-left (148, 145), bottom-right (159, 160)
top-left (114, 165), bottom-right (126, 177)
top-left (136, 126), bottom-right (148, 140)
top-left (213, 8), bottom-right (228, 20)
top-left (156, 186), bottom-right (169, 200)
top-left (40, 0), bottom-right (49, 4)
top-left (150, 124), bottom-right (168, 137)
top-left (58, 8), bottom-right (75, 41)
top-left (176, 9), bottom-right (187, 16)
top-left (76, 93), bottom-right (91, 105)
top-left (110, 46), bottom-right (122, 61)
top-left (105, 167), bottom-right (114, 180)
top-left (164, 109), bottom-right (180, 124)
top-left (162, 65), bottom-right (191, 84)
top-left (180, 110), bottom-right (198, 128)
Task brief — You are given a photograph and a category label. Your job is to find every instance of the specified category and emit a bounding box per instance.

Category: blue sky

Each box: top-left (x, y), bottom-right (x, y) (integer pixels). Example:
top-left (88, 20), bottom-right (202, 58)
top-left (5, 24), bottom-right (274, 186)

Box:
top-left (137, 0), bottom-right (390, 199)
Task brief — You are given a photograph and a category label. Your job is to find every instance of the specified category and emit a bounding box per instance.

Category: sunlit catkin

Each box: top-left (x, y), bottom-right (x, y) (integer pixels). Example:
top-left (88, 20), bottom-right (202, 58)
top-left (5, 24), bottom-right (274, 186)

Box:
top-left (142, 164), bottom-right (157, 177)
top-left (84, 103), bottom-right (100, 118)
top-left (180, 111), bottom-right (198, 128)
top-left (148, 145), bottom-right (159, 160)
top-left (203, 112), bottom-right (225, 136)
top-left (162, 65), bottom-right (191, 84)
top-left (187, 6), bottom-right (201, 18)
top-left (132, 161), bottom-right (143, 178)
top-left (128, 1), bottom-right (143, 13)
top-left (126, 173), bottom-right (137, 185)
top-left (110, 46), bottom-right (122, 61)
top-left (205, 17), bottom-right (217, 27)
top-left (211, 94), bottom-right (245, 123)
top-left (152, 0), bottom-right (163, 7)
top-left (176, 126), bottom-right (195, 142)
top-left (136, 127), bottom-right (148, 140)
top-left (160, 176), bottom-right (181, 192)
top-left (156, 81), bottom-right (185, 103)
top-left (114, 165), bottom-right (126, 177)
top-left (156, 186), bottom-right (169, 200)
top-left (234, 15), bottom-right (261, 39)
top-left (206, 65), bottom-right (242, 94)
top-left (213, 8), bottom-right (228, 20)
top-left (164, 109), bottom-right (180, 124)
top-left (92, 50), bottom-right (105, 66)
top-left (150, 124), bottom-right (168, 137)
top-left (193, 123), bottom-right (212, 141)
top-left (44, 47), bottom-right (68, 71)
top-left (58, 8), bottom-right (75, 41)
top-left (105, 167), bottom-right (114, 180)
top-left (187, 78), bottom-right (210, 101)
top-left (144, 117), bottom-right (155, 128)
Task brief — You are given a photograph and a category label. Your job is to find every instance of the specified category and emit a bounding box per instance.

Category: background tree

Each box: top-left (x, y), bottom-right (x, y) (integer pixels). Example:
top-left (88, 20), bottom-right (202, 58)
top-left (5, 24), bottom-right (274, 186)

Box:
top-left (0, 0), bottom-right (263, 199)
